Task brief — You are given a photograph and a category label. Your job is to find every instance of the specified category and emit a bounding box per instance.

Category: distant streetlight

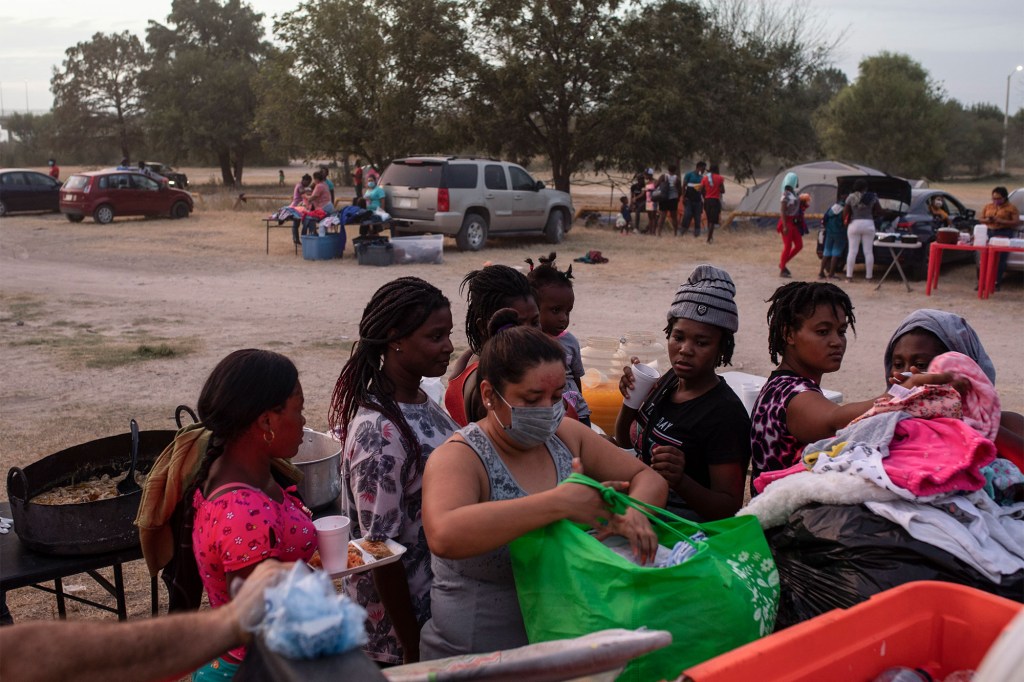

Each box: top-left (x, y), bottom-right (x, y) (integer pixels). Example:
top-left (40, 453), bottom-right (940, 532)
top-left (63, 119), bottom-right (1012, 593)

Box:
top-left (1001, 65), bottom-right (1024, 175)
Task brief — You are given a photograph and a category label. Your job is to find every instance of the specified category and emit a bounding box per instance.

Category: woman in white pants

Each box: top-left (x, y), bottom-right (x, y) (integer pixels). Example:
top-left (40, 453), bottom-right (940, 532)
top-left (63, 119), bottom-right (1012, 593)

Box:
top-left (844, 179), bottom-right (881, 281)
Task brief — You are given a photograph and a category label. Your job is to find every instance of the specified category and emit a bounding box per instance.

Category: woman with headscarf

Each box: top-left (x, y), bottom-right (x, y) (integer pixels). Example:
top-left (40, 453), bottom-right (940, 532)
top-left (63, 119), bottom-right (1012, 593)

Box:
top-left (884, 309), bottom-right (1023, 467)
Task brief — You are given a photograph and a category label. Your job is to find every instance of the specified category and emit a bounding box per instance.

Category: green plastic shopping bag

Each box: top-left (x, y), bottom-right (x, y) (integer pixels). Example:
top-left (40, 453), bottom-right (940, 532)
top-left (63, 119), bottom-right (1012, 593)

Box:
top-left (509, 474), bottom-right (779, 681)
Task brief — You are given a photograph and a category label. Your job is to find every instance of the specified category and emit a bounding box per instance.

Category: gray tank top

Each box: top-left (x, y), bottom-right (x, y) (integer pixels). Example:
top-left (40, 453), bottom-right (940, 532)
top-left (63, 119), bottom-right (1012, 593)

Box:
top-left (419, 422), bottom-right (574, 660)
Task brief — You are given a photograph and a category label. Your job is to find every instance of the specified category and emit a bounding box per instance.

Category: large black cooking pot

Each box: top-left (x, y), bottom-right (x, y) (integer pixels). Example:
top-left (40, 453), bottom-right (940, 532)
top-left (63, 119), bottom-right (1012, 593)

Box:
top-left (6, 429), bottom-right (176, 555)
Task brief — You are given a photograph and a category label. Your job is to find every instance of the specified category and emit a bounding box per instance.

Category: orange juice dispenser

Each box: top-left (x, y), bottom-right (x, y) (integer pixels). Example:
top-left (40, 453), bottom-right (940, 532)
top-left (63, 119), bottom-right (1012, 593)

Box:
top-left (580, 337), bottom-right (626, 435)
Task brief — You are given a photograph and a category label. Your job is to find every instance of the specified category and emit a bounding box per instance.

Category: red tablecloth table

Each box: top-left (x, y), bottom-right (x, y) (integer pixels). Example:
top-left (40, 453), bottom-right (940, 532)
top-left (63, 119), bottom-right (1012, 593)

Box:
top-left (925, 242), bottom-right (987, 298)
top-left (980, 245), bottom-right (1024, 298)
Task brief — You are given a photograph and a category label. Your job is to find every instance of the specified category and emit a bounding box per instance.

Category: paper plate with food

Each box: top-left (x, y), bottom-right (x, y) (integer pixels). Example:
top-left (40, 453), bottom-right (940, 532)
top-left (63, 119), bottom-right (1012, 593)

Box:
top-left (307, 537), bottom-right (407, 578)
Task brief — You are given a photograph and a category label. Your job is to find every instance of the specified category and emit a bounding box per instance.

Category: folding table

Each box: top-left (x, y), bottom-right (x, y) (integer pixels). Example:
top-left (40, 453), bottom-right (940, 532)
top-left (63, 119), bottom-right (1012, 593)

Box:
top-left (872, 239), bottom-right (922, 292)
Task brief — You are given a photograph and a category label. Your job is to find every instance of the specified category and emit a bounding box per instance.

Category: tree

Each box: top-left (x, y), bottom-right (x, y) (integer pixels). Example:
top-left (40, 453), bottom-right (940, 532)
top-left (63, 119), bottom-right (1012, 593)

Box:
top-left (50, 31), bottom-right (147, 160)
top-left (467, 0), bottom-right (627, 192)
top-left (269, 0), bottom-right (472, 171)
top-left (944, 102), bottom-right (1003, 175)
top-left (143, 0), bottom-right (270, 185)
top-left (816, 52), bottom-right (948, 178)
top-left (600, 0), bottom-right (838, 180)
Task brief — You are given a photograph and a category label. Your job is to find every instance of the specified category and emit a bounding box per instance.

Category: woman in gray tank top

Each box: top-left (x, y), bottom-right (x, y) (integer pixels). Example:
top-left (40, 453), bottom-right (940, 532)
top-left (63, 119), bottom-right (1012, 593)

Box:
top-left (419, 310), bottom-right (668, 659)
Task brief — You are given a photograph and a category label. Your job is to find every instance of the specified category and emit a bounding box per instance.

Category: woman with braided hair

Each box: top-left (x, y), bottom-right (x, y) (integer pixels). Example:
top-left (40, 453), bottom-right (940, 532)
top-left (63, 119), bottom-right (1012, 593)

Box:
top-left (189, 349), bottom-right (314, 680)
top-left (444, 264), bottom-right (540, 426)
top-left (329, 277), bottom-right (457, 665)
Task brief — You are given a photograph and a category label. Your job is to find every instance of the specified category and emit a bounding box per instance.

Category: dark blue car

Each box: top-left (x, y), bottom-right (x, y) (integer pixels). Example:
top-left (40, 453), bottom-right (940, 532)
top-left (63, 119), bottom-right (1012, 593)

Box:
top-left (0, 169), bottom-right (62, 216)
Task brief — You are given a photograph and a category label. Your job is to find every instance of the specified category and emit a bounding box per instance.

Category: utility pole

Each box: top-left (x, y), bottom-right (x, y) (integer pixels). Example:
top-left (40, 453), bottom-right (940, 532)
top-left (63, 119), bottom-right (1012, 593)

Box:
top-left (1001, 65), bottom-right (1023, 175)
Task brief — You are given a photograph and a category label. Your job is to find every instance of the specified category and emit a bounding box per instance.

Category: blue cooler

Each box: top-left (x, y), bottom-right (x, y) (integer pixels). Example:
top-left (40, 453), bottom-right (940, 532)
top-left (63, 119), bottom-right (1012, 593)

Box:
top-left (301, 233), bottom-right (343, 260)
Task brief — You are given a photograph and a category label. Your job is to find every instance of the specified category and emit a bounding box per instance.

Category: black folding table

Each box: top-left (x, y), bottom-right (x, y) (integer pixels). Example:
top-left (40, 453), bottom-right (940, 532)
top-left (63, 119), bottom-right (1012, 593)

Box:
top-left (0, 501), bottom-right (157, 621)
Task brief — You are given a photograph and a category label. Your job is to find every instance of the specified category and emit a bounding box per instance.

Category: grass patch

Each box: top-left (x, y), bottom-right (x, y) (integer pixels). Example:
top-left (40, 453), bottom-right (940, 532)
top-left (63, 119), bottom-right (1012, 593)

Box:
top-left (0, 293), bottom-right (46, 323)
top-left (7, 327), bottom-right (199, 369)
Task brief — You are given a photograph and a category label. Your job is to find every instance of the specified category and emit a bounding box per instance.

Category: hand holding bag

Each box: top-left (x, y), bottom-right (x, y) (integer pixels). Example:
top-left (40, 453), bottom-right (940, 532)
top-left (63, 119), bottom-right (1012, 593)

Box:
top-left (650, 176), bottom-right (669, 203)
top-left (510, 474), bottom-right (779, 682)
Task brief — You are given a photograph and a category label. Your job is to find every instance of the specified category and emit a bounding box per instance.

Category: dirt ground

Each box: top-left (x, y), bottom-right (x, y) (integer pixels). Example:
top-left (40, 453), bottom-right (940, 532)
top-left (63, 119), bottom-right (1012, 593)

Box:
top-left (1, 167), bottom-right (1021, 627)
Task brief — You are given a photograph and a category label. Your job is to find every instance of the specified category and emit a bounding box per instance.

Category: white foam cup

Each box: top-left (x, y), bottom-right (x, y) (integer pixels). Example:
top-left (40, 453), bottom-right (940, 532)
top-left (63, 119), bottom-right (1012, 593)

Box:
top-left (623, 363), bottom-right (660, 409)
top-left (740, 383), bottom-right (761, 416)
top-left (313, 515), bottom-right (351, 574)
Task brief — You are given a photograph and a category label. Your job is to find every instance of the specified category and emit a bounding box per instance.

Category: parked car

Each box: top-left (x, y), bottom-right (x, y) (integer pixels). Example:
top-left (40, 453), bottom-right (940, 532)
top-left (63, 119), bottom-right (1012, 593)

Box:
top-left (0, 169), bottom-right (62, 216)
top-left (60, 169), bottom-right (194, 224)
top-left (836, 176), bottom-right (976, 280)
top-left (379, 156), bottom-right (574, 251)
top-left (1006, 188), bottom-right (1024, 274)
top-left (141, 162), bottom-right (188, 189)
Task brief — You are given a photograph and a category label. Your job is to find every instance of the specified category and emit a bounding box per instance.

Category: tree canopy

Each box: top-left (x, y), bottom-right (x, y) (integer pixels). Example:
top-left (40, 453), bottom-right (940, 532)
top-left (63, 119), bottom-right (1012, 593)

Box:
top-left (50, 31), bottom-right (147, 160)
top-left (143, 0), bottom-right (270, 184)
top-left (816, 52), bottom-right (948, 178)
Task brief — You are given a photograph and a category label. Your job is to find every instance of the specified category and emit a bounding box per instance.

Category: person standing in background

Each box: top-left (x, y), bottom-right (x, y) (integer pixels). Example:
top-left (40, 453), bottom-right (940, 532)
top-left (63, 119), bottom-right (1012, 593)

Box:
top-left (700, 164), bottom-right (725, 244)
top-left (352, 160), bottom-right (364, 200)
top-left (321, 167), bottom-right (336, 205)
top-left (48, 158), bottom-right (60, 180)
top-left (681, 161), bottom-right (706, 238)
top-left (278, 170), bottom-right (285, 186)
top-left (979, 186), bottom-right (1022, 292)
top-left (843, 179), bottom-right (880, 283)
top-left (777, 172), bottom-right (801, 278)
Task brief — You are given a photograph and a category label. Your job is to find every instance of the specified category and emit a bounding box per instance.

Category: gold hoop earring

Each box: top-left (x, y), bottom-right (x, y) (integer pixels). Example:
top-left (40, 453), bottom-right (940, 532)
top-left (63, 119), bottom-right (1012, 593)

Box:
top-left (264, 430), bottom-right (275, 445)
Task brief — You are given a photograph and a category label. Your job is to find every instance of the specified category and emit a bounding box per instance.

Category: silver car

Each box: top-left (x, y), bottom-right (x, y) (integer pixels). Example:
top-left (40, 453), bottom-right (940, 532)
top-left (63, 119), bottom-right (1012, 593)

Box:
top-left (380, 156), bottom-right (574, 251)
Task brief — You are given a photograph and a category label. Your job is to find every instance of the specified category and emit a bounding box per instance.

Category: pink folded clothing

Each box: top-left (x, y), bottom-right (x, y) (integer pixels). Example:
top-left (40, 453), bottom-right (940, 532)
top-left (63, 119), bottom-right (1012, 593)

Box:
top-left (927, 351), bottom-right (1001, 440)
top-left (752, 460), bottom-right (809, 494)
top-left (849, 384), bottom-right (962, 426)
top-left (884, 417), bottom-right (996, 497)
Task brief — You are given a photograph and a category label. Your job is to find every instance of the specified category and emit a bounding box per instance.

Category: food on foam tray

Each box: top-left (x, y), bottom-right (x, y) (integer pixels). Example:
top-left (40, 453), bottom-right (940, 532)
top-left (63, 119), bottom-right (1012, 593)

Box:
top-left (347, 544), bottom-right (366, 569)
top-left (31, 470), bottom-right (146, 505)
top-left (359, 539), bottom-right (394, 560)
top-left (308, 551), bottom-right (323, 570)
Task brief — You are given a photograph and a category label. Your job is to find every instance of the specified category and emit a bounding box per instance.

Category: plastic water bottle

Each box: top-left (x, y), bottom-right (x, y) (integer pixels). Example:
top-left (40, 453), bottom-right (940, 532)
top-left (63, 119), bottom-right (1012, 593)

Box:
top-left (871, 668), bottom-right (931, 682)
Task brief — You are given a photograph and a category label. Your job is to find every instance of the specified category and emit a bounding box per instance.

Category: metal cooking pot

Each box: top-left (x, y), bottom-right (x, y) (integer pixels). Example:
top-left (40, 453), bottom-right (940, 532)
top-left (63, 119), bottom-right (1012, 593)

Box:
top-left (6, 428), bottom-right (176, 555)
top-left (292, 428), bottom-right (341, 510)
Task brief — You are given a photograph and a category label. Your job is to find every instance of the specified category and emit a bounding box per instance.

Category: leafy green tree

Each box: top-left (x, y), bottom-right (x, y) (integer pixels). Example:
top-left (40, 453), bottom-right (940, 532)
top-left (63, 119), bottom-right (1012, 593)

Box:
top-left (143, 0), bottom-right (270, 185)
top-left (467, 0), bottom-right (624, 192)
top-left (816, 52), bottom-right (948, 178)
top-left (49, 31), bottom-right (147, 160)
top-left (944, 102), bottom-right (1003, 175)
top-left (270, 0), bottom-right (472, 171)
top-left (0, 113), bottom-right (58, 167)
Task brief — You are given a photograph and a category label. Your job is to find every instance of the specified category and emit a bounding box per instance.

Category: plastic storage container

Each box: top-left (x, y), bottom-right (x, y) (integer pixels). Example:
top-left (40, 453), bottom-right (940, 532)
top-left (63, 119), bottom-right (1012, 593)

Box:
top-left (354, 236), bottom-right (394, 267)
top-left (391, 235), bottom-right (444, 264)
top-left (616, 331), bottom-right (664, 370)
top-left (681, 581), bottom-right (1023, 682)
top-left (301, 233), bottom-right (344, 260)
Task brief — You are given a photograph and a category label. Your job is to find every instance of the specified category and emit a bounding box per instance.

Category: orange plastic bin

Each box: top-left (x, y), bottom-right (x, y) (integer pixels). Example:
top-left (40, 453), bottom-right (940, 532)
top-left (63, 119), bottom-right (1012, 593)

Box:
top-left (681, 581), bottom-right (1023, 682)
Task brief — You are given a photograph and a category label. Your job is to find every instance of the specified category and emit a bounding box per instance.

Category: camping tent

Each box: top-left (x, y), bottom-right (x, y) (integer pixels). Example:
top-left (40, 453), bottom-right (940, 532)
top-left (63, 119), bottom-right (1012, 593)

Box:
top-left (733, 160), bottom-right (924, 218)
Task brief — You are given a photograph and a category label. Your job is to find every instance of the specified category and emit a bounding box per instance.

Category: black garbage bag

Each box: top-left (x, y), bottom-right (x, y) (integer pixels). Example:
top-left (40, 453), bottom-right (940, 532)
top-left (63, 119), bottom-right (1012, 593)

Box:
top-left (767, 503), bottom-right (1024, 630)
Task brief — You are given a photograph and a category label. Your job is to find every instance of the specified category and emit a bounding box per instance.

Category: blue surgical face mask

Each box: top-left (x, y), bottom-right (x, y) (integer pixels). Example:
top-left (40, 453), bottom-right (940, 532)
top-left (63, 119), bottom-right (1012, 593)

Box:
top-left (492, 390), bottom-right (565, 447)
top-left (367, 181), bottom-right (376, 189)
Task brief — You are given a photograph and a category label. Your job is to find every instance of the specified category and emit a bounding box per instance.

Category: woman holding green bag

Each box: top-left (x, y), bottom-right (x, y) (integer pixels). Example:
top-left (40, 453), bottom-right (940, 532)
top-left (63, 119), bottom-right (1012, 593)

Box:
top-left (420, 310), bottom-right (668, 659)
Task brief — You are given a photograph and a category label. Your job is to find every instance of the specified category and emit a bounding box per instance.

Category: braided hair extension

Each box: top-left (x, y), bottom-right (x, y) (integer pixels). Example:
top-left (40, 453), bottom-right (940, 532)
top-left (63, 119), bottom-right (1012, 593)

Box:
top-left (765, 282), bottom-right (856, 365)
top-left (460, 265), bottom-right (534, 355)
top-left (328, 277), bottom-right (450, 467)
top-left (180, 349), bottom-right (298, 586)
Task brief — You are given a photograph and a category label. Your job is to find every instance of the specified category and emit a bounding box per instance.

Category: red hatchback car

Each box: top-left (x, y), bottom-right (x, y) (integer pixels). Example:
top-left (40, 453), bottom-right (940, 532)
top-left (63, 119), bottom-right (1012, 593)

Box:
top-left (60, 169), bottom-right (193, 224)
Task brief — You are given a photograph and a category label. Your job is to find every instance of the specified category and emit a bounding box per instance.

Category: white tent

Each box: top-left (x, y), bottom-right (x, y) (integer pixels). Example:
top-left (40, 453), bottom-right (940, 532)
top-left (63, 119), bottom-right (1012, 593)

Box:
top-left (735, 160), bottom-right (905, 217)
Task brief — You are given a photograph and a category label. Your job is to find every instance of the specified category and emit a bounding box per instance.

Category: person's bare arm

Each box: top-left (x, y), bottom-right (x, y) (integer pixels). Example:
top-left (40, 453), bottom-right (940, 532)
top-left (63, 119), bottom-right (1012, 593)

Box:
top-left (784, 391), bottom-right (879, 445)
top-left (422, 440), bottom-right (612, 560)
top-left (663, 458), bottom-right (746, 521)
top-left (614, 362), bottom-right (639, 447)
top-left (0, 560), bottom-right (288, 682)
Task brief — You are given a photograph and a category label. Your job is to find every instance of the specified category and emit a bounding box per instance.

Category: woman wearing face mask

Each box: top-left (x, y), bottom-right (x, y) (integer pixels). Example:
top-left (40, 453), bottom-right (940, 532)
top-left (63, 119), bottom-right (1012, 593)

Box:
top-left (419, 310), bottom-right (667, 659)
top-left (364, 176), bottom-right (386, 212)
top-left (927, 195), bottom-right (951, 226)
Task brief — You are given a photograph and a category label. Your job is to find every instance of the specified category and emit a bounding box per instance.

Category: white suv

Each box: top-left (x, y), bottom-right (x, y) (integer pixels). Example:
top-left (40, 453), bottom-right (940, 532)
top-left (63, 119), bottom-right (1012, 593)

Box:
top-left (380, 156), bottom-right (574, 251)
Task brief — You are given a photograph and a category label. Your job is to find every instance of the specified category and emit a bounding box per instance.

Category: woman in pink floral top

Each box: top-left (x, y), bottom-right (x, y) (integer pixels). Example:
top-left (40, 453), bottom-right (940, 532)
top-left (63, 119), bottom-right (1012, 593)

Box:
top-left (188, 349), bottom-right (315, 680)
top-left (329, 277), bottom-right (457, 665)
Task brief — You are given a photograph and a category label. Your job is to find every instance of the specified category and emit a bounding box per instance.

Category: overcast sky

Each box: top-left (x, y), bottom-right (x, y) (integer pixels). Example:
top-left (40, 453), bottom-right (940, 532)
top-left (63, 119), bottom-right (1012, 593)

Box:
top-left (1, 0), bottom-right (1021, 114)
